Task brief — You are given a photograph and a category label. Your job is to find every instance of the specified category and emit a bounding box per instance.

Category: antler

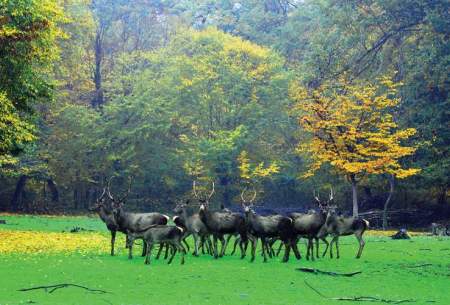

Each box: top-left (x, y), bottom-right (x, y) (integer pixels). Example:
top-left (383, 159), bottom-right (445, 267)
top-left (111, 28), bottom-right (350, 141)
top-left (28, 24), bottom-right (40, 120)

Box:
top-left (98, 187), bottom-right (106, 201)
top-left (313, 190), bottom-right (320, 203)
top-left (207, 181), bottom-right (215, 200)
top-left (118, 176), bottom-right (133, 203)
top-left (106, 176), bottom-right (115, 201)
top-left (329, 186), bottom-right (334, 201)
top-left (241, 187), bottom-right (257, 206)
top-left (192, 180), bottom-right (199, 199)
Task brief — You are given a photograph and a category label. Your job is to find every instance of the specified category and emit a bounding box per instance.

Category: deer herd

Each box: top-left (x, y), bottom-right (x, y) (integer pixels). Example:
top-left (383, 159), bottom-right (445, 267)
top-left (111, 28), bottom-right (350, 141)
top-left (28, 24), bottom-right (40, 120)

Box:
top-left (89, 178), bottom-right (369, 266)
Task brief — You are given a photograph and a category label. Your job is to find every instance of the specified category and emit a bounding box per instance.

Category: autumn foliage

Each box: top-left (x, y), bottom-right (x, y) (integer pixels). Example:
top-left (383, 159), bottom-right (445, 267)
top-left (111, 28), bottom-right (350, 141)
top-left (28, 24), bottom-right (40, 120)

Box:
top-left (292, 77), bottom-right (419, 179)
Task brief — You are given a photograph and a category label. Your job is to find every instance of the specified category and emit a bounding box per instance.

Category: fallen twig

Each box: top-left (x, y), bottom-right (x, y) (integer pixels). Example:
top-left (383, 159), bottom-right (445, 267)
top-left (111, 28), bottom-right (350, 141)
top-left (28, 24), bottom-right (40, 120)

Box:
top-left (297, 267), bottom-right (361, 277)
top-left (304, 280), bottom-right (416, 304)
top-left (19, 284), bottom-right (109, 294)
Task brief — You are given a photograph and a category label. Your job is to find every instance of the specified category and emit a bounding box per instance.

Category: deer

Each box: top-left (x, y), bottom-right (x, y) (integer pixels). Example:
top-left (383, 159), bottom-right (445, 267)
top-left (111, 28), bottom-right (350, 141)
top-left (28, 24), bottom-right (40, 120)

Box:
top-left (89, 187), bottom-right (125, 256)
top-left (317, 200), bottom-right (369, 259)
top-left (127, 224), bottom-right (186, 265)
top-left (107, 176), bottom-right (170, 259)
top-left (240, 187), bottom-right (300, 263)
top-left (173, 199), bottom-right (212, 256)
top-left (288, 189), bottom-right (332, 261)
top-left (195, 181), bottom-right (248, 259)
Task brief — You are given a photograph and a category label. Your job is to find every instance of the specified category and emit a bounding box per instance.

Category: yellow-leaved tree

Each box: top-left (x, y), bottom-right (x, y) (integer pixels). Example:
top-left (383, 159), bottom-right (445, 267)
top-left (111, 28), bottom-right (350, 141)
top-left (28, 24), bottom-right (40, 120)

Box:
top-left (291, 77), bottom-right (420, 216)
top-left (237, 150), bottom-right (280, 201)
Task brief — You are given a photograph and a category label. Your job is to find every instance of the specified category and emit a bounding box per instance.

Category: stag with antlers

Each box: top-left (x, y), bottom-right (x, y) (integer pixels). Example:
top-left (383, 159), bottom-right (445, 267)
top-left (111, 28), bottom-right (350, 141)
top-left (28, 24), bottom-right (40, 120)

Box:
top-left (287, 189), bottom-right (332, 261)
top-left (89, 186), bottom-right (125, 256)
top-left (241, 187), bottom-right (300, 263)
top-left (173, 198), bottom-right (212, 257)
top-left (195, 181), bottom-right (248, 259)
top-left (107, 176), bottom-right (171, 259)
top-left (317, 198), bottom-right (369, 259)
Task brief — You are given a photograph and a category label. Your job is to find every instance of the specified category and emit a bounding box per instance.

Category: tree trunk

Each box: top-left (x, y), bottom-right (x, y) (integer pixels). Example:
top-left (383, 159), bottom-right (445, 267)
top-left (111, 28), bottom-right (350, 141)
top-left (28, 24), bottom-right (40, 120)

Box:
top-left (92, 28), bottom-right (104, 107)
top-left (382, 175), bottom-right (395, 230)
top-left (46, 179), bottom-right (59, 202)
top-left (220, 176), bottom-right (231, 208)
top-left (350, 175), bottom-right (358, 217)
top-left (11, 175), bottom-right (28, 211)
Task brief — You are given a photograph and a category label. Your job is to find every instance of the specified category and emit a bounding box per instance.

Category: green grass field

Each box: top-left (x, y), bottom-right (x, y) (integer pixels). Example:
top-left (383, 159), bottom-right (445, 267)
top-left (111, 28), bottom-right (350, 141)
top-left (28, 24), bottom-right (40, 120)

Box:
top-left (0, 214), bottom-right (449, 305)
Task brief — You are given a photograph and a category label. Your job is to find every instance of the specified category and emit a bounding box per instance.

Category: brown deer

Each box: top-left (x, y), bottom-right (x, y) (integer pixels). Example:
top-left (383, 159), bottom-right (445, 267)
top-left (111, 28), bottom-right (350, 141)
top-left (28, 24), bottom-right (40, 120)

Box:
top-left (107, 176), bottom-right (170, 259)
top-left (196, 181), bottom-right (248, 259)
top-left (317, 198), bottom-right (369, 259)
top-left (241, 187), bottom-right (300, 262)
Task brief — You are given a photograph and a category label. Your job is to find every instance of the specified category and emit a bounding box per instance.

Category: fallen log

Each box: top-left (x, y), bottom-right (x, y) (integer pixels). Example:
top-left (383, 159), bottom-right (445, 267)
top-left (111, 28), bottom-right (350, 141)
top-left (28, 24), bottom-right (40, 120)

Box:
top-left (297, 268), bottom-right (361, 277)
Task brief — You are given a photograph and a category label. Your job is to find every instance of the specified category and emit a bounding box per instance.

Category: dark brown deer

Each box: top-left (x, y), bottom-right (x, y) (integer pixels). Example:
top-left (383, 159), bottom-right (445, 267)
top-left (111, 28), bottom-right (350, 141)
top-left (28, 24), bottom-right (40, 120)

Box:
top-left (317, 202), bottom-right (369, 259)
top-left (173, 199), bottom-right (212, 256)
top-left (196, 181), bottom-right (248, 259)
top-left (108, 177), bottom-right (170, 259)
top-left (89, 187), bottom-right (125, 256)
top-left (288, 189), bottom-right (331, 260)
top-left (240, 188), bottom-right (300, 263)
top-left (127, 224), bottom-right (186, 265)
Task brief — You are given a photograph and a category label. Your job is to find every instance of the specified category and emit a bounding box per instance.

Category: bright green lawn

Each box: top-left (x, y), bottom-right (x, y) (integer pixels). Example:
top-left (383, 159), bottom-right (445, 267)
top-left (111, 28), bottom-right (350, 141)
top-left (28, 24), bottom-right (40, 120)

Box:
top-left (0, 214), bottom-right (449, 305)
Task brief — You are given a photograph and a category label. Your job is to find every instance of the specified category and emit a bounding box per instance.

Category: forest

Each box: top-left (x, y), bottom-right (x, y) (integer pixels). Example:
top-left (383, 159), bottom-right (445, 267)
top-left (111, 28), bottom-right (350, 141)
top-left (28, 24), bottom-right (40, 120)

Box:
top-left (1, 0), bottom-right (449, 227)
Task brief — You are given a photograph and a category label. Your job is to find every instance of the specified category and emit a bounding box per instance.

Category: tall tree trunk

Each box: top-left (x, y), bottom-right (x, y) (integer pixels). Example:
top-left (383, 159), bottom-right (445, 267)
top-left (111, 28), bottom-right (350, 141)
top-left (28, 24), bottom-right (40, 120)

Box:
top-left (350, 175), bottom-right (358, 217)
top-left (220, 176), bottom-right (231, 208)
top-left (92, 28), bottom-right (104, 107)
top-left (46, 179), bottom-right (59, 202)
top-left (382, 175), bottom-right (395, 230)
top-left (11, 175), bottom-right (28, 211)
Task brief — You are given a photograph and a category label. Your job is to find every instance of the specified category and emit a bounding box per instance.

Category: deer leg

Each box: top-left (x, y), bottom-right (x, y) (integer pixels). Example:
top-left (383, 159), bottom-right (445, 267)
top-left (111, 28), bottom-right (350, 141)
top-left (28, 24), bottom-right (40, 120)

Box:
top-left (355, 232), bottom-right (365, 259)
top-left (164, 243), bottom-right (170, 259)
top-left (219, 235), bottom-right (227, 257)
top-left (276, 241), bottom-right (283, 256)
top-left (110, 230), bottom-right (116, 256)
top-left (213, 235), bottom-right (219, 259)
top-left (291, 238), bottom-right (301, 260)
top-left (321, 237), bottom-right (329, 257)
top-left (261, 238), bottom-right (268, 262)
top-left (249, 235), bottom-right (257, 262)
top-left (177, 242), bottom-right (186, 265)
top-left (167, 244), bottom-right (177, 265)
top-left (231, 236), bottom-right (240, 255)
top-left (128, 237), bottom-right (134, 260)
top-left (141, 240), bottom-right (147, 257)
top-left (144, 243), bottom-right (153, 265)
top-left (335, 236), bottom-right (340, 259)
top-left (182, 237), bottom-right (190, 253)
top-left (155, 243), bottom-right (164, 259)
top-left (315, 238), bottom-right (319, 258)
top-left (206, 236), bottom-right (213, 255)
top-left (192, 234), bottom-right (199, 256)
top-left (239, 238), bottom-right (247, 259)
top-left (282, 241), bottom-right (291, 263)
top-left (329, 236), bottom-right (336, 258)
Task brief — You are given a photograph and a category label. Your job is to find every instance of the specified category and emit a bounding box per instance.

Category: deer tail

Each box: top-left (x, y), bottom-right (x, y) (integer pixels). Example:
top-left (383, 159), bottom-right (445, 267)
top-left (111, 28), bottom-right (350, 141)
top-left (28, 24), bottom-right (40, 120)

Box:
top-left (363, 219), bottom-right (370, 229)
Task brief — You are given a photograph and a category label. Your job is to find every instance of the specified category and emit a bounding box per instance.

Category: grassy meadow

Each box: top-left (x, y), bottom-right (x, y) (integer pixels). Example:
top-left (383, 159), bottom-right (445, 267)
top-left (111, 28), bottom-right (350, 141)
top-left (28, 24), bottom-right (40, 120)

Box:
top-left (0, 214), bottom-right (449, 305)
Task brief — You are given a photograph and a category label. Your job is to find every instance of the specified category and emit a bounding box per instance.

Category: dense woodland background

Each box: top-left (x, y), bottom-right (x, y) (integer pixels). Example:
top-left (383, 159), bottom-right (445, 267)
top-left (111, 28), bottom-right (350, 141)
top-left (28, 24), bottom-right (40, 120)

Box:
top-left (0, 0), bottom-right (448, 227)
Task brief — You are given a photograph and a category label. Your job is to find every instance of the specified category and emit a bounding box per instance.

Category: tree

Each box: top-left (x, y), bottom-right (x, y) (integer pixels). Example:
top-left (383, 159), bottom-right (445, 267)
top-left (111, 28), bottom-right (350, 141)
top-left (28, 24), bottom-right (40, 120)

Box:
top-left (292, 77), bottom-right (419, 216)
top-left (0, 0), bottom-right (65, 170)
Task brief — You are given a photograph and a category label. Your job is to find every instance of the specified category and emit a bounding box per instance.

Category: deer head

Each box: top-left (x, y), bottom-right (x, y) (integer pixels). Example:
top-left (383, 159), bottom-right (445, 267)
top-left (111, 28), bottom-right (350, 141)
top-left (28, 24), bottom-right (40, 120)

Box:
top-left (240, 187), bottom-right (257, 213)
top-left (173, 198), bottom-right (191, 214)
top-left (88, 187), bottom-right (107, 212)
top-left (313, 186), bottom-right (334, 212)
